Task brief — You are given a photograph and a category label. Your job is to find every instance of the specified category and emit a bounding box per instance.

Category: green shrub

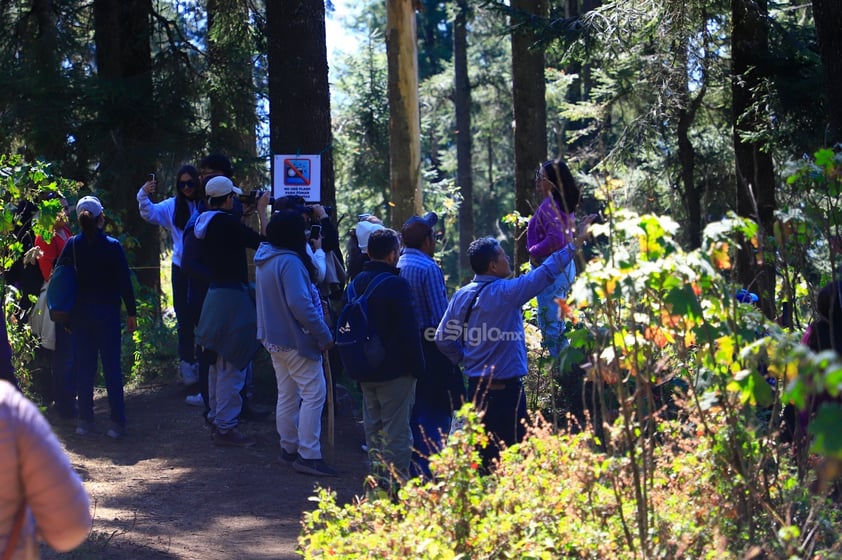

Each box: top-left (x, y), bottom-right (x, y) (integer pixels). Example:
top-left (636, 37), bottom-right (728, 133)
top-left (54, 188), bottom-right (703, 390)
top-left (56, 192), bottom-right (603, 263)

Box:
top-left (300, 177), bottom-right (842, 558)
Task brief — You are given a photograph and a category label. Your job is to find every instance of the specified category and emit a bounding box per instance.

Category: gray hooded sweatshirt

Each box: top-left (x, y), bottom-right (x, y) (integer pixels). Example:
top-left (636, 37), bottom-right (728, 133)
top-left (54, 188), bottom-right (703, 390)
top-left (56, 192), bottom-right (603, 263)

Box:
top-left (254, 243), bottom-right (333, 361)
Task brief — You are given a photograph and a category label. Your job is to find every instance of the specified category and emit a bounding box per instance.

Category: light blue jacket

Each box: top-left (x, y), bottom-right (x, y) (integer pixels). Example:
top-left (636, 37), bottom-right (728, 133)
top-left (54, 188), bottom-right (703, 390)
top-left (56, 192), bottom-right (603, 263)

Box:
top-left (434, 244), bottom-right (575, 380)
top-left (254, 243), bottom-right (333, 361)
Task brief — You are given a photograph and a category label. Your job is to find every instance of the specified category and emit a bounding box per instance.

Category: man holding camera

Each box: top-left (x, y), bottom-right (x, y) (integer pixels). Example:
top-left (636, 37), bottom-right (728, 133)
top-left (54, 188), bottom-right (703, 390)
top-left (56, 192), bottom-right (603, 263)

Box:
top-left (194, 176), bottom-right (269, 447)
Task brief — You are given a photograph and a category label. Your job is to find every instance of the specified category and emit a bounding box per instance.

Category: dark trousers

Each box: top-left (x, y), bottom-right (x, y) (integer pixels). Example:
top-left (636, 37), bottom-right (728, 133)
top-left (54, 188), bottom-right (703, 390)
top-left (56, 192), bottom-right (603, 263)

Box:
top-left (52, 325), bottom-right (77, 418)
top-left (172, 264), bottom-right (197, 364)
top-left (73, 305), bottom-right (125, 427)
top-left (468, 376), bottom-right (527, 468)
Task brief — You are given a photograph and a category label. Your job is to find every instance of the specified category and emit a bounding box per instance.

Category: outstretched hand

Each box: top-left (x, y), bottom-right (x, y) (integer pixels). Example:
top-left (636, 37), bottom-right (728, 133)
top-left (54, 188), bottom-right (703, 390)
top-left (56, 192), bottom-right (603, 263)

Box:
top-left (573, 214), bottom-right (599, 249)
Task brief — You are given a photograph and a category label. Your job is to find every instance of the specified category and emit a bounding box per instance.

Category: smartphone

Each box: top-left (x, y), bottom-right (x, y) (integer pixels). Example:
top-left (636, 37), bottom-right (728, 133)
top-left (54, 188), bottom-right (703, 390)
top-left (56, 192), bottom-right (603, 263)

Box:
top-left (309, 224), bottom-right (322, 240)
top-left (148, 173), bottom-right (156, 182)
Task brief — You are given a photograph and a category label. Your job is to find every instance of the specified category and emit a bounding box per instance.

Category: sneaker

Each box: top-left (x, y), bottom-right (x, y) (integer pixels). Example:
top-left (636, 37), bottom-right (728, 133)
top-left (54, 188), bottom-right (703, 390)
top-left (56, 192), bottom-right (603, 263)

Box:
top-left (278, 449), bottom-right (300, 466)
top-left (292, 457), bottom-right (337, 477)
top-left (213, 428), bottom-right (256, 448)
top-left (106, 424), bottom-right (126, 440)
top-left (185, 393), bottom-right (204, 407)
top-left (75, 420), bottom-right (97, 436)
top-left (179, 360), bottom-right (199, 385)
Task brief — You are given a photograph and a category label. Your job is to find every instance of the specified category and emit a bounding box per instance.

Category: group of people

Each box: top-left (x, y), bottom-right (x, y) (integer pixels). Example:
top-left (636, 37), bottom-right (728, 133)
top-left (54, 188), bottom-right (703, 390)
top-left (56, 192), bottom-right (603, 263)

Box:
top-left (135, 153), bottom-right (596, 484)
top-left (5, 153), bottom-right (593, 487)
top-left (326, 158), bottom-right (595, 487)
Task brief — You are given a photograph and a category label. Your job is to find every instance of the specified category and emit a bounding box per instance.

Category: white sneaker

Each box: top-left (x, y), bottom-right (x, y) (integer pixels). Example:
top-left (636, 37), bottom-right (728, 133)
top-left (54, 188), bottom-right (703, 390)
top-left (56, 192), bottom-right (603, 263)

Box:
top-left (179, 361), bottom-right (199, 385)
top-left (185, 393), bottom-right (204, 407)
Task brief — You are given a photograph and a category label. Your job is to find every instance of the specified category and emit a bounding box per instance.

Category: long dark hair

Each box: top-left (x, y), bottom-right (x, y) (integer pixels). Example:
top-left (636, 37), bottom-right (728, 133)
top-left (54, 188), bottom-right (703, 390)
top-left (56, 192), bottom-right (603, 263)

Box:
top-left (541, 159), bottom-right (580, 216)
top-left (173, 164), bottom-right (201, 230)
top-left (266, 210), bottom-right (317, 283)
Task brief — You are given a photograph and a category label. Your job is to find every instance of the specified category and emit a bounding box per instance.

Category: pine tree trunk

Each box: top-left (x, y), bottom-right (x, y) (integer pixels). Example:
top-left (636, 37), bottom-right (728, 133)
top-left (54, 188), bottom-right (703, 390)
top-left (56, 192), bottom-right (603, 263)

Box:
top-left (732, 0), bottom-right (776, 318)
top-left (454, 0), bottom-right (474, 282)
top-left (511, 0), bottom-right (547, 273)
top-left (93, 0), bottom-right (160, 295)
top-left (266, 0), bottom-right (335, 208)
top-left (386, 0), bottom-right (422, 228)
top-left (812, 0), bottom-right (842, 145)
top-left (207, 0), bottom-right (259, 188)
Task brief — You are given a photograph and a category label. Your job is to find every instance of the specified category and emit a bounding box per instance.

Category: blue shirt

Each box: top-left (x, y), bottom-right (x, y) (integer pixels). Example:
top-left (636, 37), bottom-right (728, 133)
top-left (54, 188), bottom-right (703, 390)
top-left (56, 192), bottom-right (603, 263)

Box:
top-left (397, 248), bottom-right (448, 332)
top-left (434, 245), bottom-right (574, 380)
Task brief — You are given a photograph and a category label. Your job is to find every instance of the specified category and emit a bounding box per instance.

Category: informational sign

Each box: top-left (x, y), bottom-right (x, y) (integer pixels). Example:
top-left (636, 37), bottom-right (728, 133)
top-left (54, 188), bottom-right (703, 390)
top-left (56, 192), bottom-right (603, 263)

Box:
top-left (273, 154), bottom-right (321, 202)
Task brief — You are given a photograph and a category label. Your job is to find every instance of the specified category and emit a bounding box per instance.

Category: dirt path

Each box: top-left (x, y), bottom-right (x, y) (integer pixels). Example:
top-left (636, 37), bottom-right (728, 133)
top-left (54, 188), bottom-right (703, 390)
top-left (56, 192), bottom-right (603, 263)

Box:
top-left (42, 382), bottom-right (369, 559)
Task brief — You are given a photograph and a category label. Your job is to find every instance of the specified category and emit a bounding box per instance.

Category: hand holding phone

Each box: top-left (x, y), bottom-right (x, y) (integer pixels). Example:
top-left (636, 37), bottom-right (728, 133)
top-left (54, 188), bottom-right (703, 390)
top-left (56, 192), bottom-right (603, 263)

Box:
top-left (144, 173), bottom-right (157, 195)
top-left (309, 224), bottom-right (322, 240)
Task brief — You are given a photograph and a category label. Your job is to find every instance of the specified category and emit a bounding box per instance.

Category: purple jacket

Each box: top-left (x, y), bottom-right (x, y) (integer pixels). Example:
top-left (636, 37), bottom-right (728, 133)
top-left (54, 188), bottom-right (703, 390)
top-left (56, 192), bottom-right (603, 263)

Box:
top-left (527, 196), bottom-right (575, 262)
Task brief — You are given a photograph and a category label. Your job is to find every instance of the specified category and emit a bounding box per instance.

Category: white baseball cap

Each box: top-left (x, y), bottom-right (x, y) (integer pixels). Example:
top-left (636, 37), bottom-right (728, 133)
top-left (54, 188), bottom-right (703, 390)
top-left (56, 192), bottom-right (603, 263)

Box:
top-left (205, 176), bottom-right (243, 198)
top-left (76, 195), bottom-right (103, 217)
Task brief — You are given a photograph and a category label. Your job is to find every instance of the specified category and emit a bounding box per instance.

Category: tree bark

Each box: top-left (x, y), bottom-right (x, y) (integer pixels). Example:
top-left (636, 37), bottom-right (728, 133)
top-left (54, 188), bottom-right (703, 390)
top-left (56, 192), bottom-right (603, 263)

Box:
top-left (206, 0), bottom-right (259, 188)
top-left (511, 0), bottom-right (547, 273)
top-left (93, 0), bottom-right (160, 294)
top-left (732, 0), bottom-right (776, 318)
top-left (386, 0), bottom-right (422, 228)
top-left (811, 0), bottom-right (842, 145)
top-left (266, 1), bottom-right (335, 209)
top-left (454, 0), bottom-right (474, 281)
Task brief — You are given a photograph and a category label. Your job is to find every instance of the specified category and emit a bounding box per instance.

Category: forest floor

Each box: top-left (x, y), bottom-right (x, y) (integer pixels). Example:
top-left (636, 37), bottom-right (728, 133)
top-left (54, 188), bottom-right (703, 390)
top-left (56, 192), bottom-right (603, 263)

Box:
top-left (40, 378), bottom-right (370, 560)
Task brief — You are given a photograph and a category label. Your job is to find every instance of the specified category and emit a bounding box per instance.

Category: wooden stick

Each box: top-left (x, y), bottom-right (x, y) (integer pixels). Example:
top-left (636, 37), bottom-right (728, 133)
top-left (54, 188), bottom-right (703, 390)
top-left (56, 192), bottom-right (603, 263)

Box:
top-left (323, 351), bottom-right (335, 463)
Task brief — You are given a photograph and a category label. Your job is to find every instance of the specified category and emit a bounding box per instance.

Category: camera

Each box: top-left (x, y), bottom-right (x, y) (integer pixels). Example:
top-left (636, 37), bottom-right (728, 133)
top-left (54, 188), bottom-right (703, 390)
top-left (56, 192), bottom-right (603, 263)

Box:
top-left (294, 204), bottom-right (333, 217)
top-left (242, 189), bottom-right (274, 205)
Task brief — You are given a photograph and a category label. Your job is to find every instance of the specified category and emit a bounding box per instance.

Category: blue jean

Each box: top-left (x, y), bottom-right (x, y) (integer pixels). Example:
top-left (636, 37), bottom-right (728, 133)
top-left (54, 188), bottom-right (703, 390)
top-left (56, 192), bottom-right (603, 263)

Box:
top-left (468, 376), bottom-right (527, 468)
top-left (534, 259), bottom-right (575, 357)
top-left (208, 354), bottom-right (246, 431)
top-left (52, 324), bottom-right (77, 418)
top-left (172, 264), bottom-right (196, 364)
top-left (410, 405), bottom-right (451, 479)
top-left (72, 304), bottom-right (125, 427)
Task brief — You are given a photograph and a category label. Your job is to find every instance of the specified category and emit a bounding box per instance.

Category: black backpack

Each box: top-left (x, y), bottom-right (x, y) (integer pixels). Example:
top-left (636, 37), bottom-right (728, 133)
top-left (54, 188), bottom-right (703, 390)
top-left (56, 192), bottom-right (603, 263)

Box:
top-left (335, 273), bottom-right (390, 379)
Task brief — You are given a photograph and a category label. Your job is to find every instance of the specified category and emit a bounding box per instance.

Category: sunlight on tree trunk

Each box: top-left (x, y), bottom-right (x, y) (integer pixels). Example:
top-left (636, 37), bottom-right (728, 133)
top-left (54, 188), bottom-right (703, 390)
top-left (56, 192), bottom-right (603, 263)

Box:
top-left (387, 0), bottom-right (422, 228)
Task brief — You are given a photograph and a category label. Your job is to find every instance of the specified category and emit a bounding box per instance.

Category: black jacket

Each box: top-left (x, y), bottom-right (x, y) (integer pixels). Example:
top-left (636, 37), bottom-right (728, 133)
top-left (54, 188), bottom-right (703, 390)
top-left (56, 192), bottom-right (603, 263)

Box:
top-left (348, 260), bottom-right (426, 382)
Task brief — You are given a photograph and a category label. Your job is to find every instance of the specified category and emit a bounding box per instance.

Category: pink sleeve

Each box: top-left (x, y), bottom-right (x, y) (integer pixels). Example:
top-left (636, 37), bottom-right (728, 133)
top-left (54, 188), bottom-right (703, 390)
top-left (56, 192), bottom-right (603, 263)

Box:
top-left (801, 324), bottom-right (813, 346)
top-left (11, 385), bottom-right (92, 551)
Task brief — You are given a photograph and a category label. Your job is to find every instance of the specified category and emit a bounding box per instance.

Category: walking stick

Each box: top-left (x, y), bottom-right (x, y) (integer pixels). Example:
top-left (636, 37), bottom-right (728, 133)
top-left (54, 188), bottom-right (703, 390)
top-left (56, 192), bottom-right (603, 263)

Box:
top-left (323, 350), bottom-right (335, 463)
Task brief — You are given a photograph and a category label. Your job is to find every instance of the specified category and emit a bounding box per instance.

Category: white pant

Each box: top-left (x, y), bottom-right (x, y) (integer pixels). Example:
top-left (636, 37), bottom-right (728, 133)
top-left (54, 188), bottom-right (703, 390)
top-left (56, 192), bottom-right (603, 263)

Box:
top-left (269, 349), bottom-right (325, 460)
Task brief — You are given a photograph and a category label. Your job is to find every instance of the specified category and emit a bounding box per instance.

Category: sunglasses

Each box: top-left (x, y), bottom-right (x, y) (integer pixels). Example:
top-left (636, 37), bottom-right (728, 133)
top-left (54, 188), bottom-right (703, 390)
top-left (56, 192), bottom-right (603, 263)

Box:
top-left (178, 180), bottom-right (196, 189)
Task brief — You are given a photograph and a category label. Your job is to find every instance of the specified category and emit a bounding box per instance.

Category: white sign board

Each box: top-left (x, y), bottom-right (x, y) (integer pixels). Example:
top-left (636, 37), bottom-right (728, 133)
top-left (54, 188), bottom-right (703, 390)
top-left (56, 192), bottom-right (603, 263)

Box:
top-left (273, 154), bottom-right (322, 202)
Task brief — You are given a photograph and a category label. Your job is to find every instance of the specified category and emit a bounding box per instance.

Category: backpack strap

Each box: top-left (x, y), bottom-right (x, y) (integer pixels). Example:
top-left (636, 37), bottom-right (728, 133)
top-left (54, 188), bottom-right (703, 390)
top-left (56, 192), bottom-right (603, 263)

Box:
top-left (462, 280), bottom-right (497, 344)
top-left (349, 272), bottom-right (391, 303)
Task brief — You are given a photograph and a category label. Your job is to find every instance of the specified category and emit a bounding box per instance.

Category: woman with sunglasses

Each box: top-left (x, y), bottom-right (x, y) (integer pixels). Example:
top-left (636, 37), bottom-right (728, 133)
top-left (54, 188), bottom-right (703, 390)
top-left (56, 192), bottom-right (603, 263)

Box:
top-left (527, 159), bottom-right (595, 358)
top-left (137, 165), bottom-right (205, 386)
